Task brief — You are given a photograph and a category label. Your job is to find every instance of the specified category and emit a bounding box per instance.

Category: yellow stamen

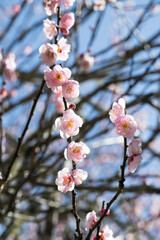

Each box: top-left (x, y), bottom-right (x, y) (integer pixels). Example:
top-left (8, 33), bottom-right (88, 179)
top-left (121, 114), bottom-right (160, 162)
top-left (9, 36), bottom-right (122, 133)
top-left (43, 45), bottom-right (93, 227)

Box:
top-left (67, 120), bottom-right (73, 128)
top-left (73, 147), bottom-right (80, 154)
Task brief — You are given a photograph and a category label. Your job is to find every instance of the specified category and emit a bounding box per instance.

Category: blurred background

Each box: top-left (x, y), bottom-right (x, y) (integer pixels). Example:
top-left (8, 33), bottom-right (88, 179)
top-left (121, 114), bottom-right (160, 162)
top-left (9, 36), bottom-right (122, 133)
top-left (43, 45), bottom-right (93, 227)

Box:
top-left (0, 0), bottom-right (160, 239)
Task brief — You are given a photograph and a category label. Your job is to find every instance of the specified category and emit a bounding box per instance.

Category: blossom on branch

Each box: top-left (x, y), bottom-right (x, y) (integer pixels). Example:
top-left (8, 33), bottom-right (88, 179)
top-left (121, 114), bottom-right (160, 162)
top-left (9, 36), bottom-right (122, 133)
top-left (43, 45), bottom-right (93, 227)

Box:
top-left (109, 98), bottom-right (125, 123)
top-left (128, 138), bottom-right (142, 173)
top-left (62, 80), bottom-right (79, 101)
top-left (57, 37), bottom-right (71, 61)
top-left (55, 168), bottom-right (74, 193)
top-left (44, 65), bottom-right (71, 89)
top-left (72, 169), bottom-right (88, 185)
top-left (43, 18), bottom-right (58, 40)
top-left (39, 43), bottom-right (58, 65)
top-left (85, 211), bottom-right (98, 231)
top-left (115, 114), bottom-right (137, 138)
top-left (92, 224), bottom-right (115, 240)
top-left (78, 53), bottom-right (94, 72)
top-left (59, 12), bottom-right (75, 35)
top-left (64, 141), bottom-right (90, 163)
top-left (55, 109), bottom-right (83, 138)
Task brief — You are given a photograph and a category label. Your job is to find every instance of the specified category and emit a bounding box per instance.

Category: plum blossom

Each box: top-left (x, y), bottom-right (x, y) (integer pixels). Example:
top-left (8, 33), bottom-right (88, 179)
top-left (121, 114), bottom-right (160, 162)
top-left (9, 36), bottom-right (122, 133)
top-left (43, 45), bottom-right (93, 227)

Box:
top-left (72, 169), bottom-right (88, 185)
top-left (39, 43), bottom-right (58, 65)
top-left (128, 155), bottom-right (142, 173)
top-left (109, 98), bottom-right (125, 123)
top-left (43, 0), bottom-right (75, 15)
top-left (128, 138), bottom-right (142, 173)
top-left (55, 168), bottom-right (88, 193)
top-left (92, 225), bottom-right (115, 240)
top-left (62, 80), bottom-right (79, 101)
top-left (59, 12), bottom-right (75, 35)
top-left (85, 211), bottom-right (98, 231)
top-left (43, 18), bottom-right (57, 40)
top-left (64, 141), bottom-right (90, 163)
top-left (55, 168), bottom-right (74, 193)
top-left (78, 53), bottom-right (94, 72)
top-left (44, 65), bottom-right (71, 90)
top-left (55, 109), bottom-right (83, 138)
top-left (43, 0), bottom-right (59, 15)
top-left (57, 37), bottom-right (71, 61)
top-left (128, 138), bottom-right (142, 156)
top-left (115, 114), bottom-right (137, 138)
top-left (93, 0), bottom-right (106, 11)
top-left (55, 98), bottom-right (65, 113)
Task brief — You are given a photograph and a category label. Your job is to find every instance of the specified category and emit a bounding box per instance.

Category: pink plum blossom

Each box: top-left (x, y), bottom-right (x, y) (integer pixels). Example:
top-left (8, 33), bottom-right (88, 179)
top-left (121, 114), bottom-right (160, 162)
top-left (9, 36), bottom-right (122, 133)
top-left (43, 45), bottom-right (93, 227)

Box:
top-left (43, 0), bottom-right (59, 15)
top-left (72, 169), bottom-right (88, 185)
top-left (59, 12), bottom-right (75, 35)
top-left (64, 141), bottom-right (90, 163)
top-left (93, 0), bottom-right (106, 11)
top-left (62, 0), bottom-right (75, 8)
top-left (55, 98), bottom-right (65, 113)
top-left (115, 114), bottom-right (137, 138)
top-left (43, 0), bottom-right (75, 15)
top-left (55, 168), bottom-right (74, 193)
top-left (43, 18), bottom-right (57, 40)
top-left (78, 53), bottom-right (94, 72)
top-left (85, 211), bottom-right (98, 231)
top-left (44, 65), bottom-right (71, 90)
top-left (55, 109), bottom-right (83, 138)
top-left (39, 43), bottom-right (58, 65)
top-left (92, 225), bottom-right (115, 240)
top-left (128, 155), bottom-right (142, 173)
top-left (109, 98), bottom-right (125, 123)
top-left (128, 138), bottom-right (142, 156)
top-left (62, 80), bottom-right (79, 101)
top-left (57, 37), bottom-right (71, 61)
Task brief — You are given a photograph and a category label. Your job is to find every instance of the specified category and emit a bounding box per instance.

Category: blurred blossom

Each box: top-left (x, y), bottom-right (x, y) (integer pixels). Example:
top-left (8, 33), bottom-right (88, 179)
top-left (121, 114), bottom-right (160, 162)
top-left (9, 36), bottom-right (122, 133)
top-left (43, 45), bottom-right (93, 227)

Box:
top-left (151, 5), bottom-right (160, 15)
top-left (78, 52), bottom-right (94, 72)
top-left (12, 4), bottom-right (21, 14)
top-left (4, 53), bottom-right (17, 81)
top-left (93, 0), bottom-right (106, 11)
top-left (24, 45), bottom-right (33, 56)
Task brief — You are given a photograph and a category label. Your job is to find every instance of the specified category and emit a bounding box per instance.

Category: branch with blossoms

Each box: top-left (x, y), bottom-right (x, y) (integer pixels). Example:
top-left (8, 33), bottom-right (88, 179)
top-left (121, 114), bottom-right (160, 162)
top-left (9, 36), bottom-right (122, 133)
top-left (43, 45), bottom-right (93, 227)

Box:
top-left (40, 1), bottom-right (143, 240)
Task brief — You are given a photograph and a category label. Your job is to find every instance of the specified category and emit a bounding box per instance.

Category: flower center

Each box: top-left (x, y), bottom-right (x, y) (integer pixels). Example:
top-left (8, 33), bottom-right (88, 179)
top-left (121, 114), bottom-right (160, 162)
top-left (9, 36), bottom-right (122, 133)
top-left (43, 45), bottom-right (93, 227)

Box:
top-left (56, 74), bottom-right (62, 80)
top-left (67, 86), bottom-right (73, 93)
top-left (122, 121), bottom-right (130, 129)
top-left (67, 120), bottom-right (73, 128)
top-left (73, 147), bottom-right (81, 154)
top-left (57, 45), bottom-right (62, 53)
top-left (63, 176), bottom-right (71, 185)
top-left (48, 51), bottom-right (54, 58)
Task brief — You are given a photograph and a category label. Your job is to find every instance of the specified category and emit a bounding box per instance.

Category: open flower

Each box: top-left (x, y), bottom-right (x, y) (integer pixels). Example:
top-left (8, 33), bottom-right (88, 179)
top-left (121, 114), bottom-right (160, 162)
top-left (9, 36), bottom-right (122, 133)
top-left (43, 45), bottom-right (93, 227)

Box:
top-left (85, 211), bottom-right (98, 231)
top-left (44, 65), bottom-right (71, 90)
top-left (72, 169), bottom-right (88, 185)
top-left (55, 168), bottom-right (74, 193)
top-left (39, 43), bottom-right (58, 65)
top-left (43, 18), bottom-right (57, 40)
top-left (115, 114), bottom-right (137, 138)
top-left (109, 98), bottom-right (125, 123)
top-left (57, 37), bottom-right (71, 61)
top-left (64, 141), bottom-right (90, 163)
top-left (55, 109), bottom-right (83, 138)
top-left (92, 225), bottom-right (115, 240)
top-left (62, 80), bottom-right (79, 101)
top-left (128, 155), bottom-right (142, 173)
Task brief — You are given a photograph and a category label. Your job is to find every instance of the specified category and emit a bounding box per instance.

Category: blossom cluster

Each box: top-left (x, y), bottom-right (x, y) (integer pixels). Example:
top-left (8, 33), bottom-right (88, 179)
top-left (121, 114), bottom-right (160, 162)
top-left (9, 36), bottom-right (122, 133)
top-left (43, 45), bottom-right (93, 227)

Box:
top-left (109, 98), bottom-right (142, 173)
top-left (40, 0), bottom-right (90, 195)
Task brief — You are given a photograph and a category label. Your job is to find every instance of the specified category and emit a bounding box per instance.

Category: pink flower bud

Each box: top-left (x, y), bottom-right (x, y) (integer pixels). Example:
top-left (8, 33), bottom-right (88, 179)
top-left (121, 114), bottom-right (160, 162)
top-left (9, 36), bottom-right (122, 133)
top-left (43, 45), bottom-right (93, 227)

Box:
top-left (69, 103), bottom-right (76, 110)
top-left (100, 208), bottom-right (110, 217)
top-left (128, 155), bottom-right (142, 173)
top-left (60, 12), bottom-right (75, 30)
top-left (128, 138), bottom-right (142, 156)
